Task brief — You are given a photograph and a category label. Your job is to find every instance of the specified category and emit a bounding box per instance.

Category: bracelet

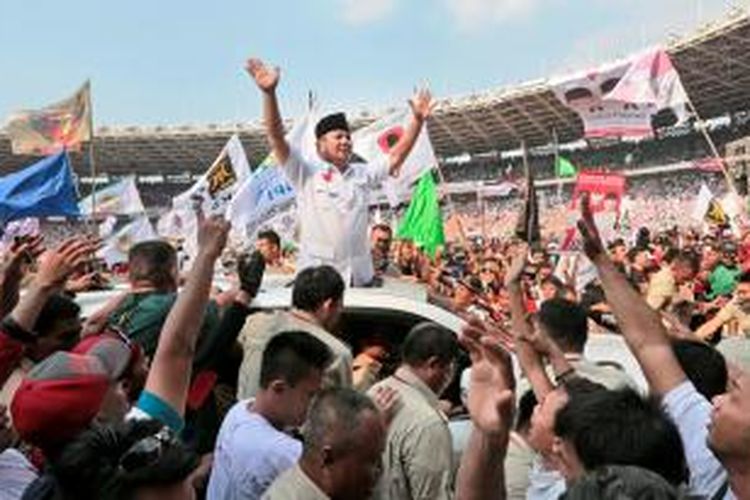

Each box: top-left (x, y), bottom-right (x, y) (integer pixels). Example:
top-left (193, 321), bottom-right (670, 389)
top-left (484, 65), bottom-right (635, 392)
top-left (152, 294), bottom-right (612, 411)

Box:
top-left (0, 316), bottom-right (36, 344)
top-left (555, 368), bottom-right (576, 384)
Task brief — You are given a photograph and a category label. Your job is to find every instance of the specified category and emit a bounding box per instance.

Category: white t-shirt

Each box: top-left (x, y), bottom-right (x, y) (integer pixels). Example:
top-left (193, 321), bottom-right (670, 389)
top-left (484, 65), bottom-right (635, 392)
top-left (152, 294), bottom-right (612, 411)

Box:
top-left (207, 400), bottom-right (302, 500)
top-left (283, 147), bottom-right (390, 286)
top-left (526, 455), bottom-right (566, 500)
top-left (0, 448), bottom-right (38, 500)
top-left (661, 381), bottom-right (735, 499)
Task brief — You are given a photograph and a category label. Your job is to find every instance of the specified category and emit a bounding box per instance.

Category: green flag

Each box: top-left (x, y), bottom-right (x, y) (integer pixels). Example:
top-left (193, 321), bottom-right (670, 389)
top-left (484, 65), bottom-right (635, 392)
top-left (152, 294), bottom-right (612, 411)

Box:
top-left (397, 171), bottom-right (445, 258)
top-left (555, 156), bottom-right (577, 178)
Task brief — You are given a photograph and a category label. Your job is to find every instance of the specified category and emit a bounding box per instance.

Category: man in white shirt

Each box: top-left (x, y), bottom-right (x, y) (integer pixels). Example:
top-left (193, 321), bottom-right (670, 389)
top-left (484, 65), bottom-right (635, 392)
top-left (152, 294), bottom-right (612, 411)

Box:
top-left (246, 58), bottom-right (434, 286)
top-left (207, 331), bottom-right (332, 500)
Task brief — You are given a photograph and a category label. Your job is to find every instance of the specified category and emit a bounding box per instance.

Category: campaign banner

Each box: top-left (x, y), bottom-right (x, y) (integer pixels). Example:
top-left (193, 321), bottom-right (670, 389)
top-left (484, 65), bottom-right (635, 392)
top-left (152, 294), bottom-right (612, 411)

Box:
top-left (229, 162), bottom-right (296, 237)
top-left (174, 134), bottom-right (251, 216)
top-left (562, 172), bottom-right (627, 250)
top-left (551, 57), bottom-right (656, 139)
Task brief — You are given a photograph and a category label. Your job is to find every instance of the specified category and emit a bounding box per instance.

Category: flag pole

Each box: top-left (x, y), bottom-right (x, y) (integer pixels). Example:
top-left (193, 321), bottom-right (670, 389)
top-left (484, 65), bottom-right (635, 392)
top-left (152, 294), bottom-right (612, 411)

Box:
top-left (479, 186), bottom-right (486, 237)
top-left (308, 90), bottom-right (316, 112)
top-left (553, 128), bottom-right (562, 202)
top-left (685, 98), bottom-right (737, 197)
top-left (434, 162), bottom-right (468, 247)
top-left (86, 80), bottom-right (98, 224)
top-left (521, 140), bottom-right (532, 239)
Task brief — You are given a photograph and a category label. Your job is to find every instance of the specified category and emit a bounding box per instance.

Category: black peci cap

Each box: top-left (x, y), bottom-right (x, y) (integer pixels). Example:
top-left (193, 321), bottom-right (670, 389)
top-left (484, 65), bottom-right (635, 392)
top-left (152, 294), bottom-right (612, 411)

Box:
top-left (315, 113), bottom-right (350, 139)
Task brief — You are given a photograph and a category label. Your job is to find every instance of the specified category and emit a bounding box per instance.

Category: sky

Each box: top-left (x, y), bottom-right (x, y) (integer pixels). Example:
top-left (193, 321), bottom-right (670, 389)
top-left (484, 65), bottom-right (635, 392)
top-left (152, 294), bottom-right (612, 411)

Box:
top-left (0, 0), bottom-right (743, 128)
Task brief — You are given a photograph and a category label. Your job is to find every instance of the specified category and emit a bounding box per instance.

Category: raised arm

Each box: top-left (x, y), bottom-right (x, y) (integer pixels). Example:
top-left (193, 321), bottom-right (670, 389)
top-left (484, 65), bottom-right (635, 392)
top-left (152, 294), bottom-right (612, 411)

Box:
top-left (143, 214), bottom-right (230, 416)
top-left (246, 58), bottom-right (290, 165)
top-left (388, 88), bottom-right (435, 177)
top-left (504, 243), bottom-right (555, 400)
top-left (456, 320), bottom-right (515, 500)
top-left (577, 194), bottom-right (685, 396)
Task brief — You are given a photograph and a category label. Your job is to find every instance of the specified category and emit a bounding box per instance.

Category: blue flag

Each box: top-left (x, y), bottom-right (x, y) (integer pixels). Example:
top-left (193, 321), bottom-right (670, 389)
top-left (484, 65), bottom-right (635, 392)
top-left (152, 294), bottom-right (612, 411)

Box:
top-left (0, 151), bottom-right (80, 223)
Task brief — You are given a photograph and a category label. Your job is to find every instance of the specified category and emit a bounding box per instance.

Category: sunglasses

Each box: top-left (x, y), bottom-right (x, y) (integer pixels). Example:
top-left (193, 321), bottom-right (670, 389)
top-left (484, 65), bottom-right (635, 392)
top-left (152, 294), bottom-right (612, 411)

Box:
top-left (119, 427), bottom-right (179, 473)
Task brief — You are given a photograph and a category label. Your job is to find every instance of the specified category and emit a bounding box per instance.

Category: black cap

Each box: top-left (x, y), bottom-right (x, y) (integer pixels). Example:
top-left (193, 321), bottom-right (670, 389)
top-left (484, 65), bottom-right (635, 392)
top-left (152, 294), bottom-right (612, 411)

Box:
top-left (315, 113), bottom-right (349, 139)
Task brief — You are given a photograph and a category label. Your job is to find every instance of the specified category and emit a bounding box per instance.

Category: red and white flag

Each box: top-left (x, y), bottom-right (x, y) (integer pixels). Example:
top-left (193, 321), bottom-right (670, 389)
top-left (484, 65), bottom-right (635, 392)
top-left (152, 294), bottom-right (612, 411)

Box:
top-left (605, 49), bottom-right (689, 123)
top-left (353, 109), bottom-right (437, 206)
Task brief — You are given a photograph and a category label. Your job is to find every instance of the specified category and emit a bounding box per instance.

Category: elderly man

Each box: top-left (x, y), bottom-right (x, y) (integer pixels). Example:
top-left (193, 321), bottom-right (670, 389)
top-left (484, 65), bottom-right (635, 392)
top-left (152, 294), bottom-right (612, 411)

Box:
top-left (262, 388), bottom-right (387, 500)
top-left (246, 58), bottom-right (434, 286)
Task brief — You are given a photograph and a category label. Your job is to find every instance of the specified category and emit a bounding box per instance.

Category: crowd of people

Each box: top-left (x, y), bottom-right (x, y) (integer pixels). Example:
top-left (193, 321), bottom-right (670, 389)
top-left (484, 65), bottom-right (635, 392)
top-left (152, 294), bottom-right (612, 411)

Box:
top-left (428, 170), bottom-right (733, 241)
top-left (1, 54), bottom-right (750, 500)
top-left (0, 188), bottom-right (749, 499)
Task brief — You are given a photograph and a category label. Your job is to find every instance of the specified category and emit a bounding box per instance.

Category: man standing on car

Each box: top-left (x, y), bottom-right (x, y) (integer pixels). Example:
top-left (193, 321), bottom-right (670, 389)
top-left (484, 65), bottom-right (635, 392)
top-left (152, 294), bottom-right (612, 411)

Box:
top-left (246, 58), bottom-right (435, 287)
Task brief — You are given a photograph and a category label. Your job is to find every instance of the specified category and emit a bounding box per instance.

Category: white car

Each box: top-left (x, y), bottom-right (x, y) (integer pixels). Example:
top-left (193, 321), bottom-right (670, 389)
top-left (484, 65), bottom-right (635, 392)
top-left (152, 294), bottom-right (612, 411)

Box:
top-left (74, 279), bottom-right (647, 392)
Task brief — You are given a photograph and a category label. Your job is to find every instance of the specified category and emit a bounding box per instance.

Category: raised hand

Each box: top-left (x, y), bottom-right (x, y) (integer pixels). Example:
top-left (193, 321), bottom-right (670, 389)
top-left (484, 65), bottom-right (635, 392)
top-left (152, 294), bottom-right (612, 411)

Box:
top-left (516, 315), bottom-right (557, 358)
top-left (0, 235), bottom-right (45, 282)
top-left (245, 58), bottom-right (280, 93)
top-left (459, 318), bottom-right (515, 434)
top-left (576, 192), bottom-right (605, 260)
top-left (237, 250), bottom-right (266, 297)
top-left (409, 87), bottom-right (436, 121)
top-left (0, 235), bottom-right (45, 314)
top-left (196, 214), bottom-right (230, 260)
top-left (34, 237), bottom-right (100, 290)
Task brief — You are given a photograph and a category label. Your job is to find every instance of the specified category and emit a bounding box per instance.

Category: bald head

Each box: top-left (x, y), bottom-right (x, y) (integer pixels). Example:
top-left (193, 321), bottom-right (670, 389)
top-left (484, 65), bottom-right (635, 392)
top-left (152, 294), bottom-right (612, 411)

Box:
top-left (301, 388), bottom-right (386, 499)
top-left (304, 388), bottom-right (379, 453)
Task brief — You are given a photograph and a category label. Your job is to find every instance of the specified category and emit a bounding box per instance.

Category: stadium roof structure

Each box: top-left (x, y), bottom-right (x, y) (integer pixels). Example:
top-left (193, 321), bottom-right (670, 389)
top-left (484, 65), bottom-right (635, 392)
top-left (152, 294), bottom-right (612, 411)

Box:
top-left (2, 8), bottom-right (750, 177)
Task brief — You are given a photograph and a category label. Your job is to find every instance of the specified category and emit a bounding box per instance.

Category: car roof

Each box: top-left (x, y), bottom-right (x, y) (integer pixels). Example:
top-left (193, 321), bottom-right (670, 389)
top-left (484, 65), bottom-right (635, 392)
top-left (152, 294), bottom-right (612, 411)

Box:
top-left (251, 284), bottom-right (467, 334)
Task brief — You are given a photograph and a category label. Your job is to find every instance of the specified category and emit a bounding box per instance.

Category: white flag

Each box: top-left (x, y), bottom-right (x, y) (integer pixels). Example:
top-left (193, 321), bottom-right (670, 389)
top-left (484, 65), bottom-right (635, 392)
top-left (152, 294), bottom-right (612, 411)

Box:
top-left (98, 215), bottom-right (118, 238)
top-left (228, 113), bottom-right (317, 236)
top-left (692, 183), bottom-right (714, 223)
top-left (174, 134), bottom-right (251, 216)
top-left (157, 209), bottom-right (187, 239)
top-left (79, 176), bottom-right (145, 216)
top-left (353, 109), bottom-right (437, 206)
top-left (98, 216), bottom-right (157, 266)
